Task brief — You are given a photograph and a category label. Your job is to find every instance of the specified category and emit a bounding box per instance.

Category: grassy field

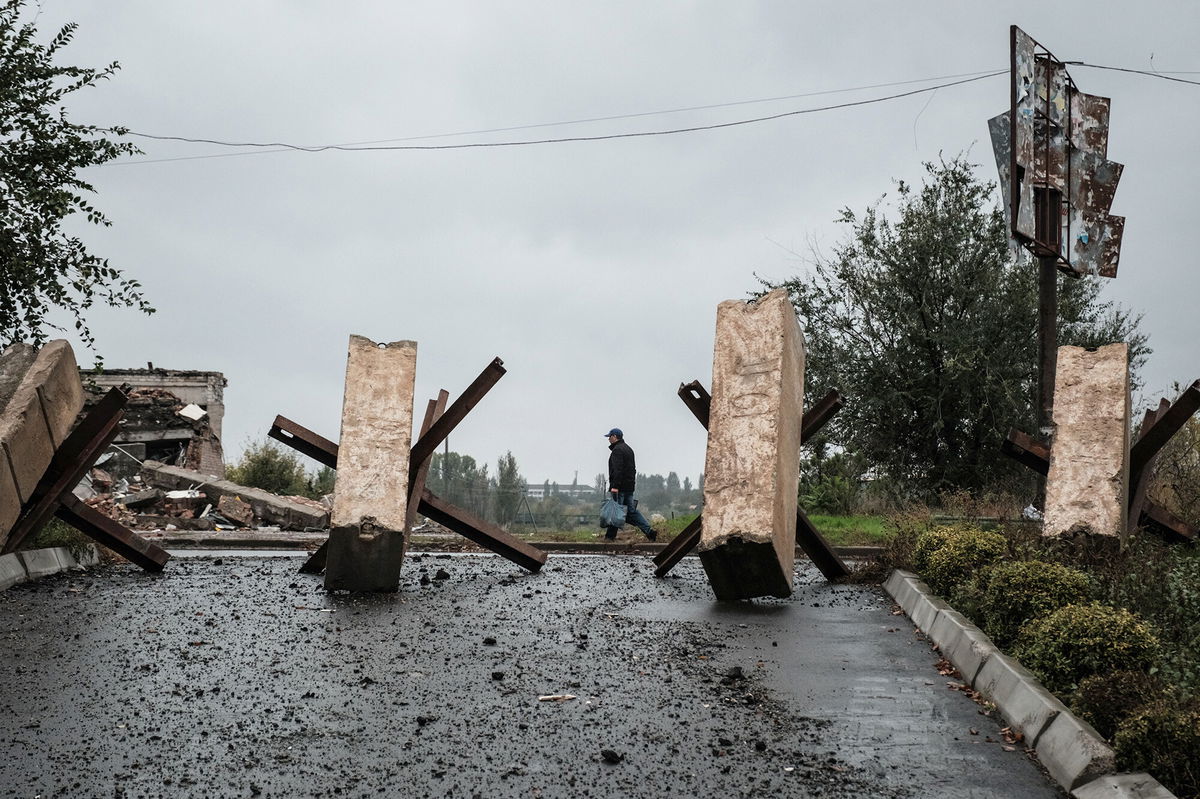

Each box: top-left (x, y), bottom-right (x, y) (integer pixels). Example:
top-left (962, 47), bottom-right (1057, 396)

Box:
top-left (504, 512), bottom-right (889, 547)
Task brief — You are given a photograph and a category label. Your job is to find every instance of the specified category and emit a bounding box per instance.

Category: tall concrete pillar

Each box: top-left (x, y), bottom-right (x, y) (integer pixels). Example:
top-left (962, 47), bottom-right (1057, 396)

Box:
top-left (324, 336), bottom-right (417, 592)
top-left (1043, 344), bottom-right (1130, 540)
top-left (699, 289), bottom-right (805, 600)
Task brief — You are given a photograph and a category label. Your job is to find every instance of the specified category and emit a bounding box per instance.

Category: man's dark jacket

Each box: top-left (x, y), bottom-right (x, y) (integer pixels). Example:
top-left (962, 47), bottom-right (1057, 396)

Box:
top-left (608, 439), bottom-right (637, 493)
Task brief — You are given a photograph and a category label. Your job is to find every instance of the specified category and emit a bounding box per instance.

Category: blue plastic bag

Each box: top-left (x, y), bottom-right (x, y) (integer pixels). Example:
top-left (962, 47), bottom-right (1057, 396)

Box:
top-left (600, 496), bottom-right (627, 528)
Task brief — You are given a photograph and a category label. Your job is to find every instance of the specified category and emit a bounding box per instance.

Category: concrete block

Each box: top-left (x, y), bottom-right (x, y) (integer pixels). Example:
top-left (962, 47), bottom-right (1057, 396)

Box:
top-left (140, 461), bottom-right (328, 530)
top-left (31, 341), bottom-right (84, 448)
top-left (885, 571), bottom-right (935, 619)
top-left (18, 547), bottom-right (67, 579)
top-left (0, 340), bottom-right (83, 512)
top-left (0, 552), bottom-right (27, 591)
top-left (325, 336), bottom-right (416, 593)
top-left (699, 289), bottom-right (805, 600)
top-left (1072, 773), bottom-right (1177, 799)
top-left (909, 591), bottom-right (950, 632)
top-left (974, 651), bottom-right (1067, 745)
top-left (1037, 711), bottom-right (1117, 792)
top-left (882, 569), bottom-right (914, 598)
top-left (932, 613), bottom-right (998, 686)
top-left (1044, 344), bottom-right (1130, 539)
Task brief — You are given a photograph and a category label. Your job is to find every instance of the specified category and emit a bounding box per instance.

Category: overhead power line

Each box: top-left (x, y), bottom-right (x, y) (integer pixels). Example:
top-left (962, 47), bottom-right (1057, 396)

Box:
top-left (1068, 61), bottom-right (1200, 86)
top-left (110, 70), bottom-right (1006, 165)
top-left (105, 61), bottom-right (1200, 166)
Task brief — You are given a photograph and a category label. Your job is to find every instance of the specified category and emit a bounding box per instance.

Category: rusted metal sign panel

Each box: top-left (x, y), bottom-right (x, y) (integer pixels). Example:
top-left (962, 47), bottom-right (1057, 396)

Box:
top-left (988, 25), bottom-right (1125, 278)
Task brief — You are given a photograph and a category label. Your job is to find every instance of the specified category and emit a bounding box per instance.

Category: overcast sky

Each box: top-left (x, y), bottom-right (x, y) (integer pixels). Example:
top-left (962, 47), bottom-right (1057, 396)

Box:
top-left (30, 1), bottom-right (1200, 487)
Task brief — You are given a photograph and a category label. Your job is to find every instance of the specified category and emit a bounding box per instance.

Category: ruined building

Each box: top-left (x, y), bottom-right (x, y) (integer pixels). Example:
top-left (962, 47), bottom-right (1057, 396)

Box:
top-left (83, 367), bottom-right (227, 478)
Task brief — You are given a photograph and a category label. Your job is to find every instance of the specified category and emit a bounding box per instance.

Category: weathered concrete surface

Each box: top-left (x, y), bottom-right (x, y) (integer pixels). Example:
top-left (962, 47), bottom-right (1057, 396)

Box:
top-left (1, 545), bottom-right (98, 591)
top-left (699, 289), bottom-right (805, 600)
top-left (1044, 344), bottom-right (1130, 539)
top-left (1072, 773), bottom-right (1176, 799)
top-left (0, 556), bottom-right (1065, 798)
top-left (0, 340), bottom-right (84, 543)
top-left (325, 336), bottom-right (416, 592)
top-left (1036, 712), bottom-right (1117, 791)
top-left (140, 460), bottom-right (329, 529)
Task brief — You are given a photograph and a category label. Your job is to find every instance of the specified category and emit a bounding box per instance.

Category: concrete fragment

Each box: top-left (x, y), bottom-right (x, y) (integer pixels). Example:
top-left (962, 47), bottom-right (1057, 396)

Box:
top-left (217, 494), bottom-right (254, 527)
top-left (1044, 344), bottom-right (1130, 539)
top-left (0, 341), bottom-right (84, 538)
top-left (698, 289), bottom-right (805, 600)
top-left (975, 652), bottom-right (1067, 745)
top-left (116, 488), bottom-right (164, 509)
top-left (324, 336), bottom-right (417, 592)
top-left (1036, 711), bottom-right (1117, 791)
top-left (1072, 773), bottom-right (1177, 799)
top-left (0, 552), bottom-right (27, 591)
top-left (140, 461), bottom-right (328, 530)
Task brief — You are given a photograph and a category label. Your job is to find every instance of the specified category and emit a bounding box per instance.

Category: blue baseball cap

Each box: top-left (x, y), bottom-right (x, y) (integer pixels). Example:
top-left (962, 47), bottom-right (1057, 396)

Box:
top-left (605, 428), bottom-right (623, 438)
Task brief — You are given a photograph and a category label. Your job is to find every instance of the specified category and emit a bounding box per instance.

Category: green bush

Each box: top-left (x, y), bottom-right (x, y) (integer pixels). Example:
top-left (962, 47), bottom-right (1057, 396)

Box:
top-left (914, 524), bottom-right (1006, 596)
top-left (1072, 670), bottom-right (1168, 740)
top-left (1014, 603), bottom-right (1160, 695)
top-left (226, 439), bottom-right (314, 497)
top-left (1113, 702), bottom-right (1200, 799)
top-left (27, 518), bottom-right (93, 559)
top-left (975, 560), bottom-right (1093, 647)
top-left (912, 525), bottom-right (956, 574)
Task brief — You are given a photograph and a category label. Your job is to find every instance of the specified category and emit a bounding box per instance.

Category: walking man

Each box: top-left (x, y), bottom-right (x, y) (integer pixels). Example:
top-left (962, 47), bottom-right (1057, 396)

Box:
top-left (604, 428), bottom-right (656, 541)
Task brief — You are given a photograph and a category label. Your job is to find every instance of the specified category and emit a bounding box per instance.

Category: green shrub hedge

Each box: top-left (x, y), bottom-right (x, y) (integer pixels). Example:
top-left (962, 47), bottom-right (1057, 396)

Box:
top-left (913, 524), bottom-right (1006, 597)
top-left (1014, 603), bottom-right (1160, 695)
top-left (1113, 702), bottom-right (1200, 799)
top-left (1071, 670), bottom-right (1168, 740)
top-left (975, 560), bottom-right (1092, 647)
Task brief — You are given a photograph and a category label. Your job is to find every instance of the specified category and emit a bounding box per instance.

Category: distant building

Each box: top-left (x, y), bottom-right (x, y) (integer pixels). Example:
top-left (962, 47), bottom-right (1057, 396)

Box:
top-left (524, 482), bottom-right (598, 500)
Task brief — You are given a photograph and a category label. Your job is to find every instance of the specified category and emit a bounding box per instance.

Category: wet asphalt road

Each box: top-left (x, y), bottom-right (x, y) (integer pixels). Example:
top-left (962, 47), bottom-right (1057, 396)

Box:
top-left (0, 553), bottom-right (1064, 799)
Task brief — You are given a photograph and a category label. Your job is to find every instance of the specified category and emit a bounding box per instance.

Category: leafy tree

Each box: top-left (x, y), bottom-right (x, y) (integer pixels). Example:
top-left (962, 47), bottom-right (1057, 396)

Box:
top-left (666, 471), bottom-right (681, 498)
top-left (593, 472), bottom-right (606, 496)
top-left (683, 476), bottom-right (693, 494)
top-left (762, 155), bottom-right (1149, 498)
top-left (307, 466), bottom-right (336, 498)
top-left (1, 1), bottom-right (152, 352)
top-left (495, 450), bottom-right (522, 527)
top-left (227, 440), bottom-right (311, 496)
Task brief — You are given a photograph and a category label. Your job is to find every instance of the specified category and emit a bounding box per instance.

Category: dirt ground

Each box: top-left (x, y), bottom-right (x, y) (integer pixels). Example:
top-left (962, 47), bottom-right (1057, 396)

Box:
top-left (0, 553), bottom-right (1064, 798)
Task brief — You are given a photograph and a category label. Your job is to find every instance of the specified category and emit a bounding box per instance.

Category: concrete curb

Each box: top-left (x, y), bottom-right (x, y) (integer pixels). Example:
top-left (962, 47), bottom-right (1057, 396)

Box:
top-left (884, 569), bottom-right (1176, 799)
top-left (1, 545), bottom-right (99, 592)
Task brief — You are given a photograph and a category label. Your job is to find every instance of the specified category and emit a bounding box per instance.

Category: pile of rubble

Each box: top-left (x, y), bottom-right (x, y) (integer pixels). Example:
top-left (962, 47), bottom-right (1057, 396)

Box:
top-left (79, 463), bottom-right (332, 533)
top-left (81, 384), bottom-right (224, 478)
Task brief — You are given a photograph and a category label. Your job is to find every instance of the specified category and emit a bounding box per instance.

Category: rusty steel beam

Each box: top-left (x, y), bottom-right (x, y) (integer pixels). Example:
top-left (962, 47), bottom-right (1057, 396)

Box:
top-left (408, 358), bottom-right (506, 479)
top-left (660, 382), bottom-right (849, 580)
top-left (55, 494), bottom-right (169, 572)
top-left (268, 415), bottom-right (338, 470)
top-left (1004, 427), bottom-right (1198, 544)
top-left (406, 390), bottom-right (449, 530)
top-left (1129, 399), bottom-right (1170, 530)
top-left (797, 506), bottom-right (849, 579)
top-left (1140, 504), bottom-right (1197, 544)
top-left (652, 515), bottom-right (701, 577)
top-left (1130, 381), bottom-right (1200, 479)
top-left (801, 390), bottom-right (844, 442)
top-left (1001, 428), bottom-right (1051, 476)
top-left (677, 381), bottom-right (711, 429)
top-left (4, 388), bottom-right (128, 555)
top-left (419, 489), bottom-right (546, 572)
